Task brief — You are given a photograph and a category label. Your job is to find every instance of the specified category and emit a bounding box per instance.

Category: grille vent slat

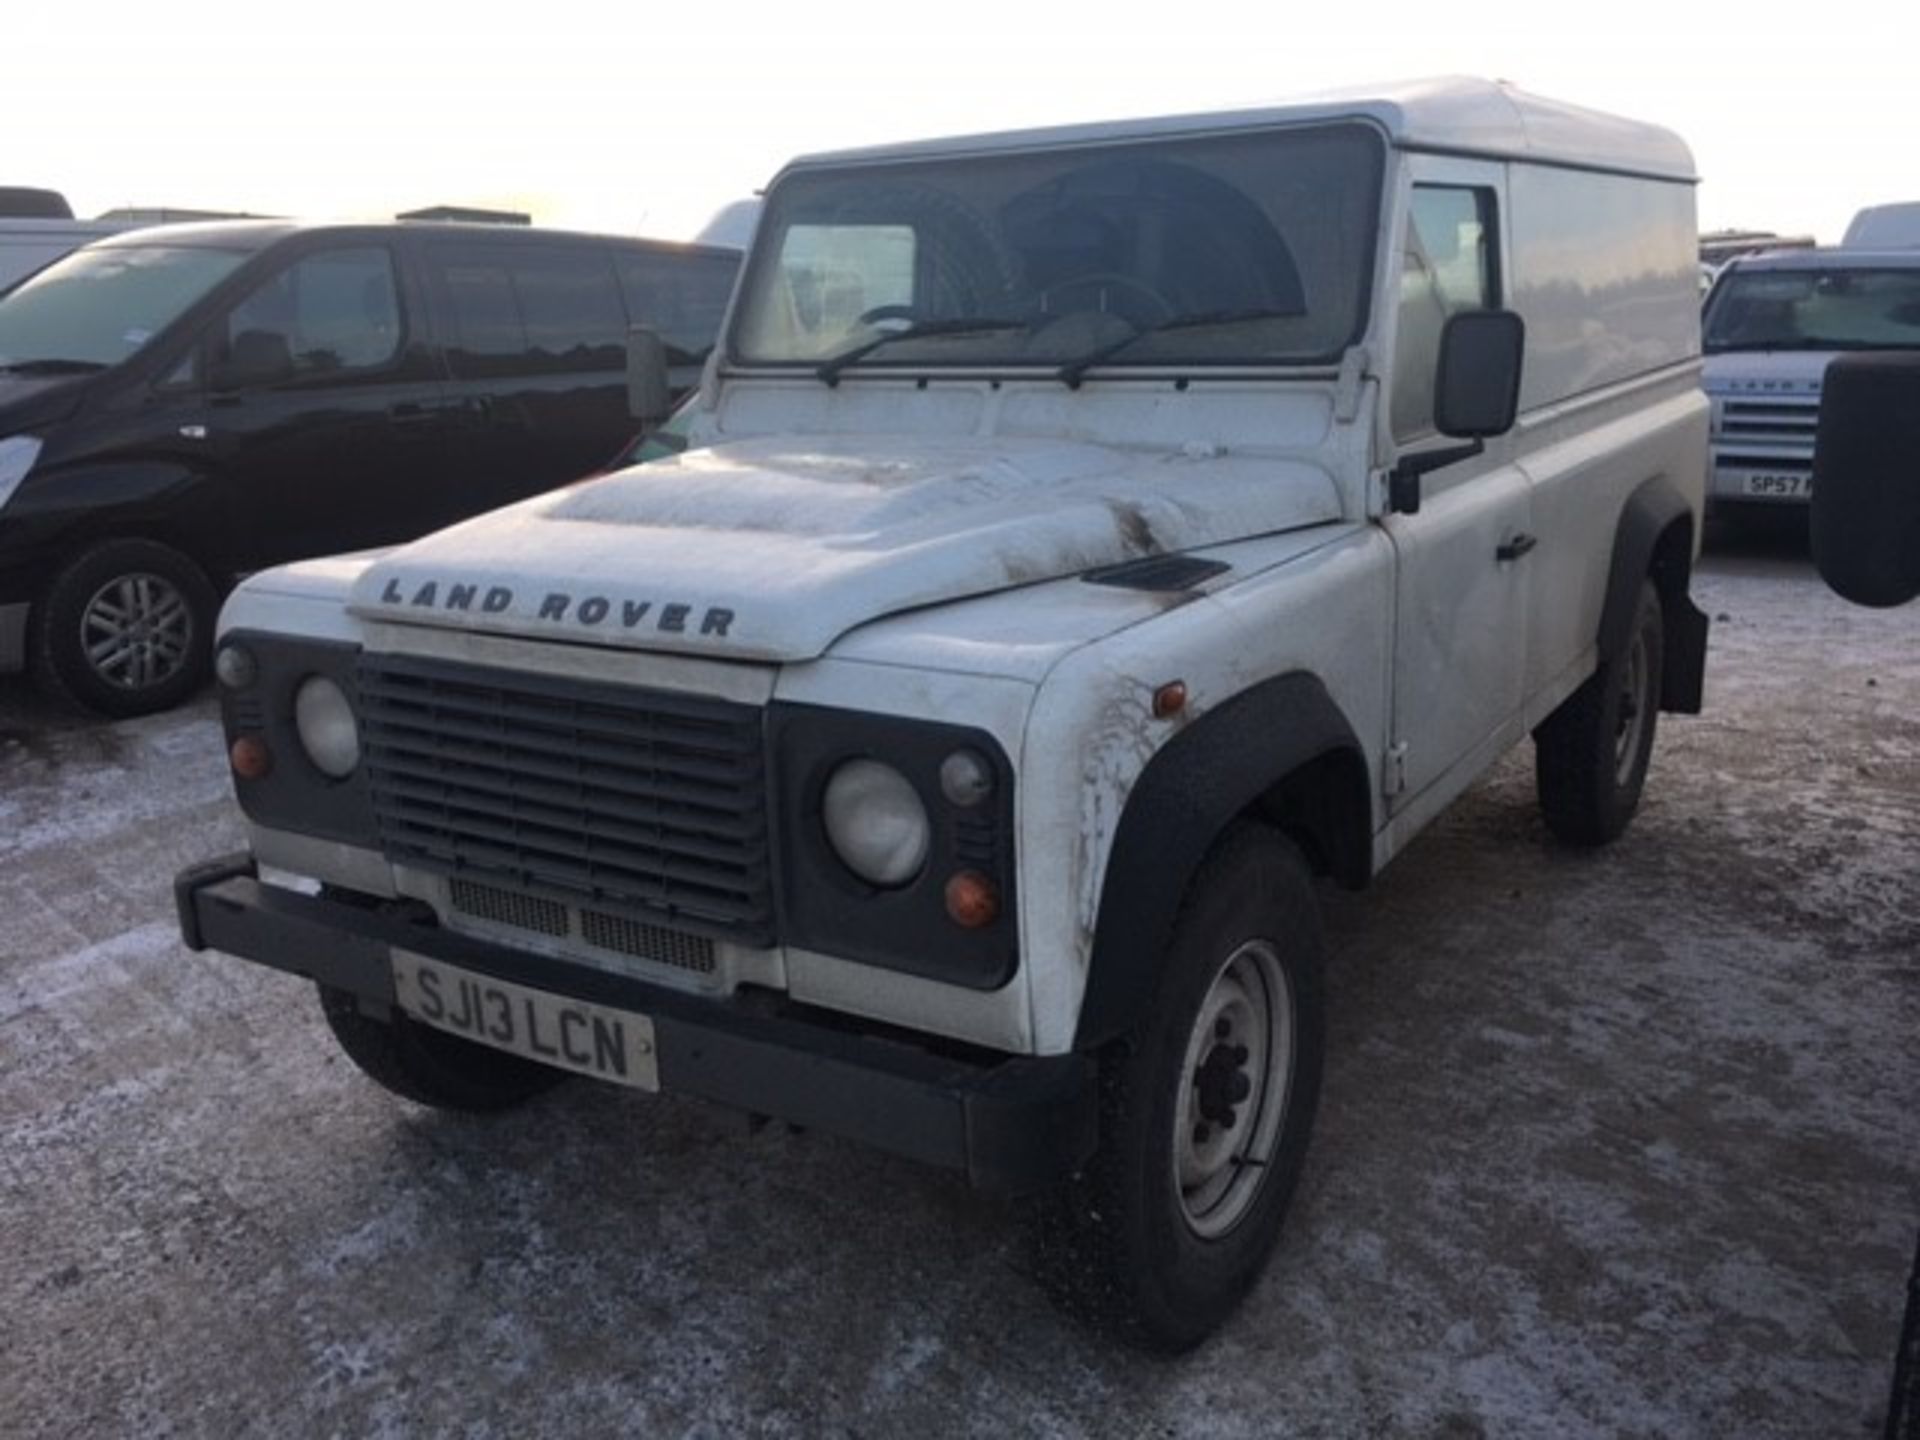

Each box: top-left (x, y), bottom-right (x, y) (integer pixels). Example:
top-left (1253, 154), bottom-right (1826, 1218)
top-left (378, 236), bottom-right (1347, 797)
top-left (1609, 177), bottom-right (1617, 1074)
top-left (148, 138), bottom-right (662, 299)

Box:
top-left (360, 654), bottom-right (772, 945)
top-left (446, 877), bottom-right (716, 974)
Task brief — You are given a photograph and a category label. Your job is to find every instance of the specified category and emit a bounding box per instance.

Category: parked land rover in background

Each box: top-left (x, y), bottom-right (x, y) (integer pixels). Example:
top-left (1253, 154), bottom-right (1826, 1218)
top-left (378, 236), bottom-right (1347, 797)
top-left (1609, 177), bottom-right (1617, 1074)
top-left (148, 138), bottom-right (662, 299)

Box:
top-left (177, 79), bottom-right (1709, 1349)
top-left (0, 221), bottom-right (740, 715)
top-left (1701, 247), bottom-right (1920, 515)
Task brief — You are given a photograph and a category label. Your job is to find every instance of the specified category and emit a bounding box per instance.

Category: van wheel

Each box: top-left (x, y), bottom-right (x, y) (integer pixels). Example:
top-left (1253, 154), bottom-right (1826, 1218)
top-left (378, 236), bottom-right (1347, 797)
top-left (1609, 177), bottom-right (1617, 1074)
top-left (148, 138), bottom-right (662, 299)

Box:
top-left (1025, 824), bottom-right (1325, 1352)
top-left (318, 985), bottom-right (567, 1113)
top-left (1535, 577), bottom-right (1664, 846)
top-left (34, 538), bottom-right (218, 718)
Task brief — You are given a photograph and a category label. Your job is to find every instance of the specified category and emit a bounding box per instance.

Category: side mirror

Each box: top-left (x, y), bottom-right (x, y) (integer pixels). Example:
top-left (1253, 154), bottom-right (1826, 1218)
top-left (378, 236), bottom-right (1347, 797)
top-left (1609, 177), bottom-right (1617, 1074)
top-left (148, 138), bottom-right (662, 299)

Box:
top-left (626, 326), bottom-right (672, 425)
top-left (209, 329), bottom-right (293, 391)
top-left (1811, 352), bottom-right (1920, 608)
top-left (1387, 309), bottom-right (1526, 516)
top-left (1434, 309), bottom-right (1525, 439)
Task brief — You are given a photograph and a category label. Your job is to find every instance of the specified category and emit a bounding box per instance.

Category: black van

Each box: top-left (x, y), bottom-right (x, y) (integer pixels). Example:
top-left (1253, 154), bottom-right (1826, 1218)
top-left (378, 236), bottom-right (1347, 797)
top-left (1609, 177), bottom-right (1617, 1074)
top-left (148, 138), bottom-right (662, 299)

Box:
top-left (0, 220), bottom-right (740, 716)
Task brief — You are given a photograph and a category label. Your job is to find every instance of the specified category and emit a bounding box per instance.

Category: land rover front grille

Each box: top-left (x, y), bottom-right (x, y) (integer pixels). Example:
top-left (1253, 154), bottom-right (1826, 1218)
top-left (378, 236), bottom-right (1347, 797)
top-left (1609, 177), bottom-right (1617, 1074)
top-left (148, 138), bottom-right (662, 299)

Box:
top-left (1716, 396), bottom-right (1820, 471)
top-left (358, 655), bottom-right (772, 945)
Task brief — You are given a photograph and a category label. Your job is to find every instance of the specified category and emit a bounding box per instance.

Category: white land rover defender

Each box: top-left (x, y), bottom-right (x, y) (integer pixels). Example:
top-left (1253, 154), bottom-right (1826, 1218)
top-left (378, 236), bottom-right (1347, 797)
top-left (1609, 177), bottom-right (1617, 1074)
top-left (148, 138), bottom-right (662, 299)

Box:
top-left (177, 79), bottom-right (1709, 1349)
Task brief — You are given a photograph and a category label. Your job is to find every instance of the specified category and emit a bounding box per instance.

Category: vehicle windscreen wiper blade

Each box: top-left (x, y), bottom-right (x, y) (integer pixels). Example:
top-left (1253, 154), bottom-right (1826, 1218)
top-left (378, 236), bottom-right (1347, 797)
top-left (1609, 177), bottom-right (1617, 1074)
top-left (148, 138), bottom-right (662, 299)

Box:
top-left (0, 358), bottom-right (108, 375)
top-left (815, 317), bottom-right (1028, 386)
top-left (1056, 308), bottom-right (1299, 389)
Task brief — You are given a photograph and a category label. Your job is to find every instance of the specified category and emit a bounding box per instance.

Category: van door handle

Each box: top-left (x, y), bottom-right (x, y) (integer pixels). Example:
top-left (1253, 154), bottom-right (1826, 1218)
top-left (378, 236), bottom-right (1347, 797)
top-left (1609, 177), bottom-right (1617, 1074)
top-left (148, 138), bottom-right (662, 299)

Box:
top-left (386, 403), bottom-right (443, 425)
top-left (1496, 533), bottom-right (1538, 563)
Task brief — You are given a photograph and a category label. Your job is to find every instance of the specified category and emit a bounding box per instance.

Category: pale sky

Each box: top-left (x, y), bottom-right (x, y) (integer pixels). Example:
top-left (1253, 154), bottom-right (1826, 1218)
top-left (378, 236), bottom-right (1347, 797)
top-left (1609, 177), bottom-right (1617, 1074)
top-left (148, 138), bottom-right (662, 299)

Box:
top-left (9, 0), bottom-right (1907, 246)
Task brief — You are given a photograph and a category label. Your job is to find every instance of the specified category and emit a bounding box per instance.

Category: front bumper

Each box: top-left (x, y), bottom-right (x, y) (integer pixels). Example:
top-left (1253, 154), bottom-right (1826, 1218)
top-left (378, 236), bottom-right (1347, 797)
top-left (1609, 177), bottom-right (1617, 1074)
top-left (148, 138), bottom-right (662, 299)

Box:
top-left (175, 852), bottom-right (1097, 1193)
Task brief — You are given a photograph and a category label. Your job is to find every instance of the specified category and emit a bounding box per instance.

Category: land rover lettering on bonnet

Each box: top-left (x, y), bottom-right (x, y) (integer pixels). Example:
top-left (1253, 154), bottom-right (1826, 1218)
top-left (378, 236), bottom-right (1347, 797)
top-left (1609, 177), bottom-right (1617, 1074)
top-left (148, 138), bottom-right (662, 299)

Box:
top-left (374, 576), bottom-right (736, 637)
top-left (177, 79), bottom-right (1709, 1351)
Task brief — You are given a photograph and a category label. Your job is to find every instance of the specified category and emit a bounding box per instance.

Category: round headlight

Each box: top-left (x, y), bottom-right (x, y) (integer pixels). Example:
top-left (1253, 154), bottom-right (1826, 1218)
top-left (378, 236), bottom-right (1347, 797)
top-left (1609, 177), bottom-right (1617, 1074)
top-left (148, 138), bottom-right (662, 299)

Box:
top-left (294, 676), bottom-right (360, 779)
top-left (822, 759), bottom-right (930, 887)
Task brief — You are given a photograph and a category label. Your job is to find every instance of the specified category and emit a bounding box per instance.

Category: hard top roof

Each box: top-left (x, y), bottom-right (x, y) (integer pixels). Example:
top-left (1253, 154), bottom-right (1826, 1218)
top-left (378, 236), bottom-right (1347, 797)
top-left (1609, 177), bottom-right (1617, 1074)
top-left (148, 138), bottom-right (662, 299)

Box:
top-left (780, 76), bottom-right (1696, 183)
top-left (87, 218), bottom-right (740, 257)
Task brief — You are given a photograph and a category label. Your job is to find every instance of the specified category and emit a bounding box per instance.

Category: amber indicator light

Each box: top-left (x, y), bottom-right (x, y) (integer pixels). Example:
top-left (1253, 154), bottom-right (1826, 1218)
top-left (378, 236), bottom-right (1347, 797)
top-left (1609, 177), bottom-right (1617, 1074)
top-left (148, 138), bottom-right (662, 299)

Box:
top-left (944, 870), bottom-right (1000, 929)
top-left (1152, 681), bottom-right (1188, 719)
top-left (229, 734), bottom-right (273, 780)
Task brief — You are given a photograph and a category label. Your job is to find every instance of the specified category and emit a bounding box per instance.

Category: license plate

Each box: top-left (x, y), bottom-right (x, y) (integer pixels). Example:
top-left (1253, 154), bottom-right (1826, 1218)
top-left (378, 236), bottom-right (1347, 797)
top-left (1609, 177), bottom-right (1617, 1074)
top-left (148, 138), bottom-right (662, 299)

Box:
top-left (392, 952), bottom-right (659, 1090)
top-left (1741, 472), bottom-right (1811, 498)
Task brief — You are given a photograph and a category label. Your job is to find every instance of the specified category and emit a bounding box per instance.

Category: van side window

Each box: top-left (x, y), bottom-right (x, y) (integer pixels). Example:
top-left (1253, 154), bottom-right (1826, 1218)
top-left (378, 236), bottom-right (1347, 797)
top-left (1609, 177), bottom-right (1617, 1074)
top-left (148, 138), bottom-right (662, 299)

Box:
top-left (1391, 187), bottom-right (1496, 441)
top-left (432, 241), bottom-right (624, 378)
top-left (223, 247), bottom-right (401, 379)
top-left (614, 251), bottom-right (739, 366)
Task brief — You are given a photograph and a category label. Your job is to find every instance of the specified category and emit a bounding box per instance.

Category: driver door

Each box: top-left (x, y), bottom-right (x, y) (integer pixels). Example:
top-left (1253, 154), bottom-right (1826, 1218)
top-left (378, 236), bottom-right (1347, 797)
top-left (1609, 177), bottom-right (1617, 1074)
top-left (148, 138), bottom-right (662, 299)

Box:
top-left (1381, 160), bottom-right (1535, 818)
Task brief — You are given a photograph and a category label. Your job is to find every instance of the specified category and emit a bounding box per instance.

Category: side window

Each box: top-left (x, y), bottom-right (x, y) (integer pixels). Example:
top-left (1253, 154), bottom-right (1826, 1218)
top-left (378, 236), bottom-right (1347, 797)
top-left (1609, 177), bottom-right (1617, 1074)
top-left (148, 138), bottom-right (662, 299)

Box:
top-left (433, 242), bottom-right (624, 377)
top-left (511, 247), bottom-right (625, 373)
top-left (614, 250), bottom-right (740, 364)
top-left (222, 246), bottom-right (401, 380)
top-left (1391, 187), bottom-right (1497, 441)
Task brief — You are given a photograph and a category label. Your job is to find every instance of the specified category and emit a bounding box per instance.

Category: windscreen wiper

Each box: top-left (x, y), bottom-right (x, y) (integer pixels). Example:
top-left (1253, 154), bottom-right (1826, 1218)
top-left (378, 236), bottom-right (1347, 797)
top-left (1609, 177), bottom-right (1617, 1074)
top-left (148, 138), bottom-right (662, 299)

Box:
top-left (0, 358), bottom-right (109, 375)
top-left (815, 317), bottom-right (1028, 386)
top-left (1055, 307), bottom-right (1299, 389)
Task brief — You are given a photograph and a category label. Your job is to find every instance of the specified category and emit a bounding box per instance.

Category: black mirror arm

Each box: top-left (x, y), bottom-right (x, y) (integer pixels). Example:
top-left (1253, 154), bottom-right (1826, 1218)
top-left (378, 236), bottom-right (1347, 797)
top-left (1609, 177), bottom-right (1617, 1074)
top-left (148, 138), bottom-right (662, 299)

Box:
top-left (1387, 438), bottom-right (1484, 516)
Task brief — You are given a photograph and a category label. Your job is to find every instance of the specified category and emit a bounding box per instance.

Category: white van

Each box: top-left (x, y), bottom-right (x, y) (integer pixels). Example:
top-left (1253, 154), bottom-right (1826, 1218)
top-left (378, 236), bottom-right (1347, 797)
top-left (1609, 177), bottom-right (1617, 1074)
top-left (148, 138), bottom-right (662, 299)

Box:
top-left (177, 78), bottom-right (1709, 1348)
top-left (1842, 202), bottom-right (1920, 249)
top-left (0, 218), bottom-right (138, 293)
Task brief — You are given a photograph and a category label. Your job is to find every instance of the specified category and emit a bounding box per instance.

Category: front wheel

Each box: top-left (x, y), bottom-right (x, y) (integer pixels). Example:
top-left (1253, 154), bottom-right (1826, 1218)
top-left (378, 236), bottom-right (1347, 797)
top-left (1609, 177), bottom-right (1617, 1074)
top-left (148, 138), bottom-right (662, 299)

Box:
top-left (1534, 577), bottom-right (1664, 847)
top-left (1026, 824), bottom-right (1326, 1351)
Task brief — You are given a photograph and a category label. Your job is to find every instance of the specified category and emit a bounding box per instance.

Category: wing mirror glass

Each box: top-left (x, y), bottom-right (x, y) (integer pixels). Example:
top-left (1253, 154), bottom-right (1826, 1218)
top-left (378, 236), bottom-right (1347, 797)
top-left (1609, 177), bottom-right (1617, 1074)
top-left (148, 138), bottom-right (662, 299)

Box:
top-left (1434, 309), bottom-right (1525, 439)
top-left (626, 326), bottom-right (672, 425)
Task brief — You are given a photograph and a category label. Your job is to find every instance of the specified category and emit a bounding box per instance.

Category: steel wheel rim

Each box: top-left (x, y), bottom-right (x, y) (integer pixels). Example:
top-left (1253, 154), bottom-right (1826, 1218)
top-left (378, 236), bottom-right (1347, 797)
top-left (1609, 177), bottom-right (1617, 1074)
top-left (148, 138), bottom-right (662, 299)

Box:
top-left (1173, 938), bottom-right (1295, 1240)
top-left (1612, 624), bottom-right (1652, 785)
top-left (80, 571), bottom-right (194, 691)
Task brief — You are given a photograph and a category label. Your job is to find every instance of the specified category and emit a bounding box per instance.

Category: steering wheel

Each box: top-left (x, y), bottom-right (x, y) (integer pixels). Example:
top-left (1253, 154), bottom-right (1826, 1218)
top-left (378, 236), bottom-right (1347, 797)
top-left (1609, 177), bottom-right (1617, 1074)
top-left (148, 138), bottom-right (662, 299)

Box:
top-left (1040, 273), bottom-right (1176, 327)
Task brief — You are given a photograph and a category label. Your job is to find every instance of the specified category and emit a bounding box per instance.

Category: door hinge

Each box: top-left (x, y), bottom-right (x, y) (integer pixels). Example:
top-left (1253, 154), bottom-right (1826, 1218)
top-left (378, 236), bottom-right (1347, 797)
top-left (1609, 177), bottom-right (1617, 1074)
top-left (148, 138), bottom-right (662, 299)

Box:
top-left (1383, 740), bottom-right (1409, 798)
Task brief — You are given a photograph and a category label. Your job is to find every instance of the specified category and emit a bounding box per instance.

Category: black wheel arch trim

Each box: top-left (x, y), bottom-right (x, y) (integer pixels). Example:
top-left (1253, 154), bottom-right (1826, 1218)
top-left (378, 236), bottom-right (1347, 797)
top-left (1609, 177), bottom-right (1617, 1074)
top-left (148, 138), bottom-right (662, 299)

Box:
top-left (1074, 670), bottom-right (1371, 1051)
top-left (1599, 475), bottom-right (1708, 715)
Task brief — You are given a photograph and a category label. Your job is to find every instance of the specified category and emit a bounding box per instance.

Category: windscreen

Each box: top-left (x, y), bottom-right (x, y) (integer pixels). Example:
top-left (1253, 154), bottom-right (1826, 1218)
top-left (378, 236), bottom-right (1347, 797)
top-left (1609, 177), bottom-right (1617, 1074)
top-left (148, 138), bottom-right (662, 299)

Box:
top-left (0, 244), bottom-right (248, 368)
top-left (731, 123), bottom-right (1384, 374)
top-left (1704, 267), bottom-right (1920, 352)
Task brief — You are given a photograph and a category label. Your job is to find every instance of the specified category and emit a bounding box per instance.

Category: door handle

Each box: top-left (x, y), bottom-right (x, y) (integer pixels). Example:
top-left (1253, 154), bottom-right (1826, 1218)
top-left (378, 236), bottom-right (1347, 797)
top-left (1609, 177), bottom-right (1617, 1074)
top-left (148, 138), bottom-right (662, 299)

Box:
top-left (386, 403), bottom-right (442, 425)
top-left (1496, 533), bottom-right (1538, 563)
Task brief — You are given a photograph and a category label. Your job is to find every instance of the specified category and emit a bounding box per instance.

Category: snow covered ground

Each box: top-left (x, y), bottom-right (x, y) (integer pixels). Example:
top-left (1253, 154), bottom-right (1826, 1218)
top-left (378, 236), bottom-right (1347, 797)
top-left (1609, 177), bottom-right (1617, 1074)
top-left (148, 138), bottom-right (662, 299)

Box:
top-left (2, 534), bottom-right (1916, 1437)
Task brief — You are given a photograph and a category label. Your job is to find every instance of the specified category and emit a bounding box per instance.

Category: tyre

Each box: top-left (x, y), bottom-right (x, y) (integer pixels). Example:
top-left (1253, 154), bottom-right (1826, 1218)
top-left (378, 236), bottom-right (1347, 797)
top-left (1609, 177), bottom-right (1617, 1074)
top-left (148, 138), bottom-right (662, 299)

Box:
top-left (33, 538), bottom-right (218, 718)
top-left (1026, 824), bottom-right (1326, 1352)
top-left (319, 985), bottom-right (567, 1113)
top-left (1534, 577), bottom-right (1664, 847)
